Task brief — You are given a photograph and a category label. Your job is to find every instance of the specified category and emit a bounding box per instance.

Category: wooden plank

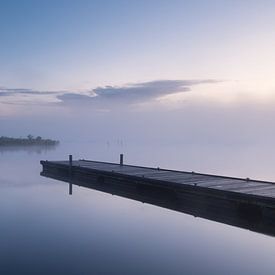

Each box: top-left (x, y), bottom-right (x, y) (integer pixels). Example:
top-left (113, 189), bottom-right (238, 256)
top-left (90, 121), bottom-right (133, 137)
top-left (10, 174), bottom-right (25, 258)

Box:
top-left (80, 164), bottom-right (147, 173)
top-left (79, 164), bottom-right (149, 173)
top-left (145, 173), bottom-right (212, 181)
top-left (137, 172), bottom-right (190, 179)
top-left (211, 182), bottom-right (268, 191)
top-left (80, 164), bottom-right (155, 174)
top-left (196, 179), bottom-right (244, 187)
top-left (228, 184), bottom-right (273, 193)
top-left (79, 161), bottom-right (154, 171)
top-left (168, 177), bottom-right (231, 186)
top-left (118, 170), bottom-right (175, 176)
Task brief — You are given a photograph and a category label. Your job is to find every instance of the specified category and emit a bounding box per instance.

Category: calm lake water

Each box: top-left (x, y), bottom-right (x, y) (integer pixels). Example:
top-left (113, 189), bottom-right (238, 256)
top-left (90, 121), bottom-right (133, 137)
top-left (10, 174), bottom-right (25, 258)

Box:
top-left (1, 141), bottom-right (275, 275)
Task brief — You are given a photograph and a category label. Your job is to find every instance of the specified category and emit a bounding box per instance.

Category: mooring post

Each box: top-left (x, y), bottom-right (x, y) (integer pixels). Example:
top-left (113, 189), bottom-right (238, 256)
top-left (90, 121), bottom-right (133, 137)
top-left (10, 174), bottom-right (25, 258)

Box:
top-left (120, 154), bottom-right (124, 166)
top-left (69, 154), bottom-right (72, 166)
top-left (69, 154), bottom-right (73, 176)
top-left (69, 154), bottom-right (73, 195)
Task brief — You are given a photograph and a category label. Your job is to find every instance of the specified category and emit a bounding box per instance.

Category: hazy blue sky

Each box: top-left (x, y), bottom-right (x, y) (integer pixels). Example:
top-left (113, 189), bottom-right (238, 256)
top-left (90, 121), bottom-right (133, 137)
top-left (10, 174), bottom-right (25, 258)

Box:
top-left (1, 0), bottom-right (275, 149)
top-left (1, 0), bottom-right (275, 90)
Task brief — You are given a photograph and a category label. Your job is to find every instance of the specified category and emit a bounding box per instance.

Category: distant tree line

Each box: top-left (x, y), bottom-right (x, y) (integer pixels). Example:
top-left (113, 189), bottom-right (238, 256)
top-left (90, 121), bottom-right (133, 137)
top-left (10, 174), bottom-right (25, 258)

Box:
top-left (0, 135), bottom-right (59, 146)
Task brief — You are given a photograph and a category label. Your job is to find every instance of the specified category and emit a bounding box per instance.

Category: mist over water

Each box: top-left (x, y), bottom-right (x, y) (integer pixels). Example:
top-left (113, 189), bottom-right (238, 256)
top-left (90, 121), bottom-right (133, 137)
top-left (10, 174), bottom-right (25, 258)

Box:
top-left (2, 89), bottom-right (275, 274)
top-left (1, 141), bottom-right (275, 275)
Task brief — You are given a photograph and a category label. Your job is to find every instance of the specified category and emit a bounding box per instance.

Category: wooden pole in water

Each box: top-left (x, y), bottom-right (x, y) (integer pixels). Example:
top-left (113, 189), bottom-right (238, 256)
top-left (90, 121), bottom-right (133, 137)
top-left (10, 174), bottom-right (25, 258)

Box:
top-left (69, 154), bottom-right (73, 195)
top-left (69, 181), bottom-right (73, 195)
top-left (69, 154), bottom-right (72, 167)
top-left (120, 154), bottom-right (124, 166)
top-left (69, 154), bottom-right (73, 177)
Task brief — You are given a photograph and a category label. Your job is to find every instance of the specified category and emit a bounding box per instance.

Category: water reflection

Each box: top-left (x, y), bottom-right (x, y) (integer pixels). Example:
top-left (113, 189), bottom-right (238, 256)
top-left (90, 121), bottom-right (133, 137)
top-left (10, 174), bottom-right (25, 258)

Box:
top-left (41, 170), bottom-right (275, 238)
top-left (0, 144), bottom-right (58, 155)
top-left (3, 142), bottom-right (275, 275)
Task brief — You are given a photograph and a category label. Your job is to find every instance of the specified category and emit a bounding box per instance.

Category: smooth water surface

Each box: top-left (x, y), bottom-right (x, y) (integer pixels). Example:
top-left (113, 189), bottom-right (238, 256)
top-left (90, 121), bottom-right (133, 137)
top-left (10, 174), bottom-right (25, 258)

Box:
top-left (1, 141), bottom-right (275, 275)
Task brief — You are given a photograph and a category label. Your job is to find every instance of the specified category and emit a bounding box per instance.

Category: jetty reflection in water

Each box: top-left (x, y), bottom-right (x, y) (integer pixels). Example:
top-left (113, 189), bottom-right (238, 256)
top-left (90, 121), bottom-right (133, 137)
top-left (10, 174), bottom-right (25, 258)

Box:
top-left (41, 170), bottom-right (275, 238)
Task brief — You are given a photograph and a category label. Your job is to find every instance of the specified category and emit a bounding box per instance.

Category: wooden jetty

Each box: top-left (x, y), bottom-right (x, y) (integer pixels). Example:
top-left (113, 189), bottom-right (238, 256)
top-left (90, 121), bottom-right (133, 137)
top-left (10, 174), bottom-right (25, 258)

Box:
top-left (40, 155), bottom-right (275, 236)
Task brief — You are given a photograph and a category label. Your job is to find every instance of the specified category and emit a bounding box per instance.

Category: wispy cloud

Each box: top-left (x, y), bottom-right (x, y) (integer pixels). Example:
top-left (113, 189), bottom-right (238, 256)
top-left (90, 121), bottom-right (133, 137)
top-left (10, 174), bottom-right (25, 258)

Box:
top-left (0, 87), bottom-right (59, 96)
top-left (93, 80), bottom-right (190, 101)
top-left (0, 87), bottom-right (63, 106)
top-left (94, 79), bottom-right (218, 99)
top-left (58, 79), bottom-right (220, 106)
top-left (0, 79), bottom-right (220, 107)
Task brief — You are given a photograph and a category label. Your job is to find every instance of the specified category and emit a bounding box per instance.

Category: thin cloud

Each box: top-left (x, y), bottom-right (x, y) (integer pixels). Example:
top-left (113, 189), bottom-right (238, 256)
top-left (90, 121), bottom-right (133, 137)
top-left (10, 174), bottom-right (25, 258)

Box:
top-left (93, 80), bottom-right (190, 101)
top-left (0, 87), bottom-right (59, 96)
top-left (0, 87), bottom-right (64, 105)
top-left (0, 79), bottom-right (221, 107)
top-left (58, 79), bottom-right (220, 106)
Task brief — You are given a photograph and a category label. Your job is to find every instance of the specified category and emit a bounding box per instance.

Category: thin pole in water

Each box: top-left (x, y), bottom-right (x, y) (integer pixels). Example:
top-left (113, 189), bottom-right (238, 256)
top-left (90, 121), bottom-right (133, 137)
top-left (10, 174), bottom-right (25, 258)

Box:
top-left (69, 182), bottom-right (73, 195)
top-left (120, 154), bottom-right (124, 166)
top-left (69, 154), bottom-right (73, 195)
top-left (69, 154), bottom-right (73, 167)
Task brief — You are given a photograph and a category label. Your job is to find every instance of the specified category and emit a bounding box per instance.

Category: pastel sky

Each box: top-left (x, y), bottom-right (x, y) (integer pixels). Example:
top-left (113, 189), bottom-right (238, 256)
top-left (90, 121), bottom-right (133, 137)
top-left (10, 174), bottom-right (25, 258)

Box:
top-left (1, 0), bottom-right (275, 145)
top-left (1, 0), bottom-right (275, 89)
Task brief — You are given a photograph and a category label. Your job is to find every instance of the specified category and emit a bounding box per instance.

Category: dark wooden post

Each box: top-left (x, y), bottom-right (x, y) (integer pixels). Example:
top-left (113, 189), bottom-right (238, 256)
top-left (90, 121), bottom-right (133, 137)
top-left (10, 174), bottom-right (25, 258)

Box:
top-left (120, 154), bottom-right (124, 166)
top-left (69, 155), bottom-right (73, 195)
top-left (69, 154), bottom-right (73, 176)
top-left (69, 154), bottom-right (72, 166)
